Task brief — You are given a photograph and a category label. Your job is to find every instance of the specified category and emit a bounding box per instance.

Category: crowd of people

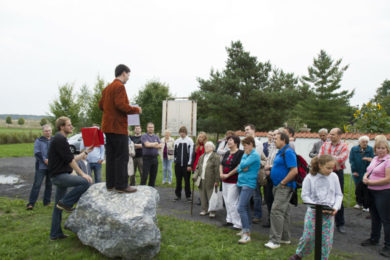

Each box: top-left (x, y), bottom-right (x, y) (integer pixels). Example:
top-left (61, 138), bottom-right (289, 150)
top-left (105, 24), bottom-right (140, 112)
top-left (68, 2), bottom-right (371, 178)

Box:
top-left (24, 64), bottom-right (390, 259)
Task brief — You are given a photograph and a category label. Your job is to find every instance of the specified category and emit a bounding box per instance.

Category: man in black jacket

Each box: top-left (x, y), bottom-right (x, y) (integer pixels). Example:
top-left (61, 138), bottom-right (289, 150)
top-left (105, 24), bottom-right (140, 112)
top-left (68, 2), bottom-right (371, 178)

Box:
top-left (173, 126), bottom-right (194, 201)
top-left (48, 116), bottom-right (93, 241)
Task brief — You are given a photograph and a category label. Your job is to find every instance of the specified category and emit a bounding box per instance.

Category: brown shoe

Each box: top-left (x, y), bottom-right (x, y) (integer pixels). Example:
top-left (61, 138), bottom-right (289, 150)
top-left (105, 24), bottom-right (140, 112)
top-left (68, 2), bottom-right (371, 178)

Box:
top-left (115, 186), bottom-right (137, 193)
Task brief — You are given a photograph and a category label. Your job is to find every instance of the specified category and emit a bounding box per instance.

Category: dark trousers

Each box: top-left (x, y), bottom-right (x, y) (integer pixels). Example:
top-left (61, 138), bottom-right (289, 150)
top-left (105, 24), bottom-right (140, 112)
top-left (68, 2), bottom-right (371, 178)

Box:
top-left (131, 157), bottom-right (143, 186)
top-left (175, 164), bottom-right (191, 198)
top-left (141, 156), bottom-right (158, 187)
top-left (28, 169), bottom-right (52, 206)
top-left (369, 189), bottom-right (390, 248)
top-left (264, 177), bottom-right (274, 218)
top-left (105, 133), bottom-right (129, 190)
top-left (334, 169), bottom-right (345, 227)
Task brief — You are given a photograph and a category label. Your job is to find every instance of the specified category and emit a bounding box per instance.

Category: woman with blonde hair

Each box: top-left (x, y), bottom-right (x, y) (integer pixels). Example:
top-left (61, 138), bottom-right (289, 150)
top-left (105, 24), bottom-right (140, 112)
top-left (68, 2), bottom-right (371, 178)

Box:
top-left (361, 139), bottom-right (390, 257)
top-left (159, 130), bottom-right (175, 184)
top-left (191, 132), bottom-right (208, 172)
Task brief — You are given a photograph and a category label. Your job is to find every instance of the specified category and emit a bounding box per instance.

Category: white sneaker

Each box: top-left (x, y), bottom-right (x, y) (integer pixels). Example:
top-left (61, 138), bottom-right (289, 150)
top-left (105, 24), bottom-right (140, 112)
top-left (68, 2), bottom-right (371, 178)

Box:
top-left (238, 234), bottom-right (251, 244)
top-left (236, 231), bottom-right (244, 236)
top-left (354, 204), bottom-right (362, 209)
top-left (280, 240), bottom-right (291, 244)
top-left (209, 212), bottom-right (216, 218)
top-left (363, 208), bottom-right (370, 212)
top-left (162, 181), bottom-right (166, 184)
top-left (199, 211), bottom-right (207, 216)
top-left (168, 182), bottom-right (172, 185)
top-left (265, 241), bottom-right (280, 249)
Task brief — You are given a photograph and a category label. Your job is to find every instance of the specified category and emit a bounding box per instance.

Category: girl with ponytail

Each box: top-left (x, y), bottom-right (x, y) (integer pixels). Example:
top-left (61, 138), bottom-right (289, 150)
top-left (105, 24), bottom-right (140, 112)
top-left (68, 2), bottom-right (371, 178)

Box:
top-left (289, 155), bottom-right (343, 260)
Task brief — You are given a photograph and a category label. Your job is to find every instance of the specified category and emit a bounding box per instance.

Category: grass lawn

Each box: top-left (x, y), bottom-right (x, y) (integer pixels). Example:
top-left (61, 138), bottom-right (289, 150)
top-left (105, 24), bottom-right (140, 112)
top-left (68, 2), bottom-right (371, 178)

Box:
top-left (0, 143), bottom-right (34, 158)
top-left (0, 197), bottom-right (352, 260)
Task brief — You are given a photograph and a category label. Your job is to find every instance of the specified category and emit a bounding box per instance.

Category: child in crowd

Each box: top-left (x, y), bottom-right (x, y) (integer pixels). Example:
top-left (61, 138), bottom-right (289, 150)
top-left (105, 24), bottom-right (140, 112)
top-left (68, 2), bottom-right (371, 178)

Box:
top-left (289, 155), bottom-right (343, 260)
top-left (76, 152), bottom-right (90, 177)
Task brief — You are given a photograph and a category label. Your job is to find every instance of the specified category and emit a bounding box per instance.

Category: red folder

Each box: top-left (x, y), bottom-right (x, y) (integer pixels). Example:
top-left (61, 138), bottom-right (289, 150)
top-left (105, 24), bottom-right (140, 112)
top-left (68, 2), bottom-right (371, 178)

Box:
top-left (81, 127), bottom-right (105, 147)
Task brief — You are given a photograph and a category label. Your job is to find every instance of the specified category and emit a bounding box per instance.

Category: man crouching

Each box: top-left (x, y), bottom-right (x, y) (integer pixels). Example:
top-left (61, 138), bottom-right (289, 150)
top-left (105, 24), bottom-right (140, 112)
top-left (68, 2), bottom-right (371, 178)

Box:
top-left (48, 116), bottom-right (93, 241)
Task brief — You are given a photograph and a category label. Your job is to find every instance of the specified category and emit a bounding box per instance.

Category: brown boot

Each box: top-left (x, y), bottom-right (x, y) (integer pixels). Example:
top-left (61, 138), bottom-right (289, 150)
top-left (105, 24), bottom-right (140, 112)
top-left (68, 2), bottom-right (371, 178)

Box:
top-left (115, 186), bottom-right (137, 193)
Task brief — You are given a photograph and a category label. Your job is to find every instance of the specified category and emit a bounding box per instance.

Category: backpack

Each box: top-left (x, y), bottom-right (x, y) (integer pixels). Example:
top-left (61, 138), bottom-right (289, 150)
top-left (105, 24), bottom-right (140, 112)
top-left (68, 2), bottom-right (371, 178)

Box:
top-left (282, 148), bottom-right (309, 189)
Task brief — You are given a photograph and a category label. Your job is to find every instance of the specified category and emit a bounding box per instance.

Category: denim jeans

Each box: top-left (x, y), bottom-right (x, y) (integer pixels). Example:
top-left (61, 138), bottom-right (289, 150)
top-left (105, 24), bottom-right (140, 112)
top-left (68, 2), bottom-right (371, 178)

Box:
top-left (28, 169), bottom-right (52, 206)
top-left (50, 173), bottom-right (90, 239)
top-left (253, 182), bottom-right (262, 219)
top-left (162, 158), bottom-right (173, 183)
top-left (88, 163), bottom-right (102, 183)
top-left (238, 186), bottom-right (255, 233)
top-left (369, 188), bottom-right (390, 248)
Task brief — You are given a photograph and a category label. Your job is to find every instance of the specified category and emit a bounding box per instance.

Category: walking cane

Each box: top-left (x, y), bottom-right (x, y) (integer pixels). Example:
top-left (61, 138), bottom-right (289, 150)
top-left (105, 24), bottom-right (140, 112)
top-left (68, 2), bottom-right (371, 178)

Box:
top-left (190, 176), bottom-right (195, 216)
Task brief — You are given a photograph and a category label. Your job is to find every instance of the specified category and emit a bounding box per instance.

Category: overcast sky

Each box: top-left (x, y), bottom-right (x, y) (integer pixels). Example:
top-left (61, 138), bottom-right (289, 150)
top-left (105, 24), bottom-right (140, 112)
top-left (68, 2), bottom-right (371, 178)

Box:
top-left (1, 0), bottom-right (389, 115)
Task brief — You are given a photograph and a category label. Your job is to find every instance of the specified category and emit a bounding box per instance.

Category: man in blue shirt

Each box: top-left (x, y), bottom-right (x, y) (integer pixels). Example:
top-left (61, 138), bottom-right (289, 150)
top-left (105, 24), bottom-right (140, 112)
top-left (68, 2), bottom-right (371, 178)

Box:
top-left (265, 131), bottom-right (297, 250)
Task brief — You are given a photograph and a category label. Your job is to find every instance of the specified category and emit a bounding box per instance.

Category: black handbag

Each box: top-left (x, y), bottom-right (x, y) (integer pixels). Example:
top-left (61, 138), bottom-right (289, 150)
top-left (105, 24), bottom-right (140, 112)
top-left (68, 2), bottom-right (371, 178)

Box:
top-left (355, 160), bottom-right (386, 208)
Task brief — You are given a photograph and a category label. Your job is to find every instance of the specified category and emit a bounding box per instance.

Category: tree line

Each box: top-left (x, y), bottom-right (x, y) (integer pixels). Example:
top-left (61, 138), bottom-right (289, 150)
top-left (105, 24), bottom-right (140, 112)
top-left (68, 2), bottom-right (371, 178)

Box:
top-left (47, 41), bottom-right (390, 134)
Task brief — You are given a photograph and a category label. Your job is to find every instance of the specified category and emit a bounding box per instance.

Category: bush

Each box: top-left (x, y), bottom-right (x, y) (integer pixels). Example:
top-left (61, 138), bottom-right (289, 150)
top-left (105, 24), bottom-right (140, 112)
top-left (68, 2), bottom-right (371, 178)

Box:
top-left (0, 131), bottom-right (40, 144)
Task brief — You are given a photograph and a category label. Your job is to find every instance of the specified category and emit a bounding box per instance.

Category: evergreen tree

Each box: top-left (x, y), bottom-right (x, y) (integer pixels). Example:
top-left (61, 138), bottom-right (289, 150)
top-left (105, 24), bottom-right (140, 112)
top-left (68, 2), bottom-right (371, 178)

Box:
top-left (294, 50), bottom-right (354, 132)
top-left (191, 41), bottom-right (300, 133)
top-left (134, 80), bottom-right (173, 132)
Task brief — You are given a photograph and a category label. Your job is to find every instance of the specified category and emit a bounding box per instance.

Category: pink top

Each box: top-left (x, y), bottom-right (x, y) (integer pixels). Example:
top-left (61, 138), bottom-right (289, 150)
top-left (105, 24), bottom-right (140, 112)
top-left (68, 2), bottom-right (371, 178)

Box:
top-left (367, 154), bottom-right (390, 191)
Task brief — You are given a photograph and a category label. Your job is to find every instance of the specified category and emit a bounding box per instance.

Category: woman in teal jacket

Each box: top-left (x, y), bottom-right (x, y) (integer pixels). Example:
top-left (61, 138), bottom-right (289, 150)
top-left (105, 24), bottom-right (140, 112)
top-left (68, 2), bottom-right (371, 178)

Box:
top-left (236, 136), bottom-right (260, 244)
top-left (349, 136), bottom-right (374, 209)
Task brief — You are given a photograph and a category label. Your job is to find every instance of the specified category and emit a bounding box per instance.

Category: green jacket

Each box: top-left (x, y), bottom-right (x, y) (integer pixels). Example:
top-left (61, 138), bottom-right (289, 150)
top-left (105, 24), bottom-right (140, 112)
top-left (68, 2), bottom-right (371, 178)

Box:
top-left (193, 152), bottom-right (220, 191)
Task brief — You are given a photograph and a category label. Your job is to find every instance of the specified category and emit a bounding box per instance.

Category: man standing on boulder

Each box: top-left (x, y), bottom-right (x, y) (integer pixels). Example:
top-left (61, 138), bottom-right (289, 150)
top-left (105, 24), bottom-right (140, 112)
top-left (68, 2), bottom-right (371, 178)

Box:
top-left (99, 64), bottom-right (142, 193)
top-left (48, 116), bottom-right (93, 241)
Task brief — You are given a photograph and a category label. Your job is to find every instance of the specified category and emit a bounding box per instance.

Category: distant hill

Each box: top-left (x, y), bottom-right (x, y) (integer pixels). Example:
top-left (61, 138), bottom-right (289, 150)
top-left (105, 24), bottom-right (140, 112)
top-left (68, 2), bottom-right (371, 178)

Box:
top-left (0, 114), bottom-right (47, 120)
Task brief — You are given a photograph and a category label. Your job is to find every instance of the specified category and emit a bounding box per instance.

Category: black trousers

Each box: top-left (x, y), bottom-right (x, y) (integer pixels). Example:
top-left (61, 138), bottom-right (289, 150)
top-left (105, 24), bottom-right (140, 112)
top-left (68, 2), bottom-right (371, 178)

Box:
top-left (105, 133), bottom-right (129, 190)
top-left (264, 177), bottom-right (274, 216)
top-left (141, 156), bottom-right (158, 187)
top-left (334, 169), bottom-right (345, 227)
top-left (175, 164), bottom-right (191, 198)
top-left (369, 189), bottom-right (390, 248)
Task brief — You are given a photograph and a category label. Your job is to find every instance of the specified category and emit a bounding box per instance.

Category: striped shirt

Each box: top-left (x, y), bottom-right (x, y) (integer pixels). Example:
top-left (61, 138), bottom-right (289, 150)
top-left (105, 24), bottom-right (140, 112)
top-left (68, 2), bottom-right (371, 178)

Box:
top-left (319, 141), bottom-right (349, 170)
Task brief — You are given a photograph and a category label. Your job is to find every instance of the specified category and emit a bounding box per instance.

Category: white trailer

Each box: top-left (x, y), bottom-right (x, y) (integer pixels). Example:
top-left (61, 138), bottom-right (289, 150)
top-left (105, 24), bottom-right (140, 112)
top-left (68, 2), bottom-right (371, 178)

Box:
top-left (162, 99), bottom-right (197, 137)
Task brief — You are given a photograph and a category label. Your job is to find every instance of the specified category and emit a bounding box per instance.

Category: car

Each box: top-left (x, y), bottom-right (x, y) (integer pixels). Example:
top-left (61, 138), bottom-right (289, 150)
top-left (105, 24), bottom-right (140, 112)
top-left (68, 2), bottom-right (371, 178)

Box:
top-left (68, 133), bottom-right (83, 154)
top-left (67, 133), bottom-right (107, 154)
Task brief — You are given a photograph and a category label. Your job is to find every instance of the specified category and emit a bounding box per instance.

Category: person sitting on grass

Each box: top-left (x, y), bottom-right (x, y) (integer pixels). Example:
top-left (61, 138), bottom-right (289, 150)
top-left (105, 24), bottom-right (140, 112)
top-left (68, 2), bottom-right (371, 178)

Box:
top-left (48, 116), bottom-right (93, 241)
top-left (289, 155), bottom-right (343, 260)
top-left (236, 136), bottom-right (260, 244)
top-left (192, 141), bottom-right (220, 218)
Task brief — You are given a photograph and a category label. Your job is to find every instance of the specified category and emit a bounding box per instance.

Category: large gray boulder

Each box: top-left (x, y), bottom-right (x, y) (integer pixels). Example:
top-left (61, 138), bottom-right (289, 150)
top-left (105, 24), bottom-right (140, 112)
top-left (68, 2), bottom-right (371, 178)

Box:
top-left (64, 183), bottom-right (161, 259)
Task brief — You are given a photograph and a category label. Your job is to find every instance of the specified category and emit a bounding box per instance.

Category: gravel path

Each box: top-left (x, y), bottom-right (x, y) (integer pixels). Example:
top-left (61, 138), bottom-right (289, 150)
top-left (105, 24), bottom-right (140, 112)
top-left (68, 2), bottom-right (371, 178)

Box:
top-left (0, 157), bottom-right (387, 259)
